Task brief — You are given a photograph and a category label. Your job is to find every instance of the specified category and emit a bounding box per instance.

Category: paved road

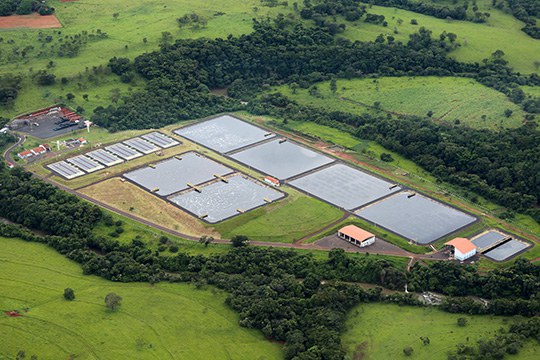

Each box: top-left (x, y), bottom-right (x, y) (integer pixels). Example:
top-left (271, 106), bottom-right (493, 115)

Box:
top-left (3, 134), bottom-right (25, 165)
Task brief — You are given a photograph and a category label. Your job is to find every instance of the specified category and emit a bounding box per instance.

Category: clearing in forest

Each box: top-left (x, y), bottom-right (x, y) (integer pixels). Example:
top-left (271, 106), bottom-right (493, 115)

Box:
top-left (342, 303), bottom-right (540, 360)
top-left (276, 77), bottom-right (526, 130)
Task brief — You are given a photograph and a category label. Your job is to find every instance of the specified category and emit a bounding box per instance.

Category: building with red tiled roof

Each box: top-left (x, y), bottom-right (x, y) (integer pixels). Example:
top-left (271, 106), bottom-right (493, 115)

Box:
top-left (338, 225), bottom-right (375, 248)
top-left (30, 145), bottom-right (47, 156)
top-left (445, 237), bottom-right (477, 261)
top-left (17, 150), bottom-right (32, 159)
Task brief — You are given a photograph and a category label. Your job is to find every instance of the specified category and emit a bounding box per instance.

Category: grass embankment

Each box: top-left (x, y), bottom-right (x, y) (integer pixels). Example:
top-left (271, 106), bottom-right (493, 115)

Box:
top-left (341, 0), bottom-right (540, 74)
top-left (342, 303), bottom-right (539, 359)
top-left (0, 236), bottom-right (282, 360)
top-left (215, 192), bottom-right (345, 243)
top-left (275, 76), bottom-right (526, 130)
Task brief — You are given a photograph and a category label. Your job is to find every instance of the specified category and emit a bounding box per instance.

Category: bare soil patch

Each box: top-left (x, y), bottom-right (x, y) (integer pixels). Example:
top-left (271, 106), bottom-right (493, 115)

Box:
top-left (79, 178), bottom-right (219, 238)
top-left (0, 14), bottom-right (61, 29)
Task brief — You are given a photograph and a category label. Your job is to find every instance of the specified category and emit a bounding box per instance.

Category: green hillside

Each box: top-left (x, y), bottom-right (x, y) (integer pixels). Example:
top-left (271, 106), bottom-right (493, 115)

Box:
top-left (275, 76), bottom-right (526, 129)
top-left (0, 237), bottom-right (281, 360)
top-left (343, 303), bottom-right (540, 360)
top-left (341, 0), bottom-right (540, 74)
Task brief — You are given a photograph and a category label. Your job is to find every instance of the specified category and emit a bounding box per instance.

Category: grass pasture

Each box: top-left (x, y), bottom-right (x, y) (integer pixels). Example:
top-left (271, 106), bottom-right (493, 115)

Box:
top-left (0, 236), bottom-right (281, 360)
top-left (0, 0), bottom-right (292, 118)
top-left (276, 76), bottom-right (526, 129)
top-left (343, 303), bottom-right (540, 360)
top-left (341, 0), bottom-right (540, 74)
top-left (215, 193), bottom-right (345, 243)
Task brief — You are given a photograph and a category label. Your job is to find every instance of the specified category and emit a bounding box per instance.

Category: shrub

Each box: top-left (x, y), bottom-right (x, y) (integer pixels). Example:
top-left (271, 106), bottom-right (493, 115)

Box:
top-left (63, 288), bottom-right (75, 301)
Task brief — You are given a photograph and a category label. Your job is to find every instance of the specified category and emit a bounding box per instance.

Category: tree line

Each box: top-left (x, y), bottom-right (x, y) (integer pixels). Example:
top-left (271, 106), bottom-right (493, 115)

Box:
top-left (92, 19), bottom-right (471, 131)
top-left (0, 167), bottom-right (104, 237)
top-left (0, 0), bottom-right (54, 16)
top-left (495, 0), bottom-right (540, 39)
top-left (1, 215), bottom-right (539, 359)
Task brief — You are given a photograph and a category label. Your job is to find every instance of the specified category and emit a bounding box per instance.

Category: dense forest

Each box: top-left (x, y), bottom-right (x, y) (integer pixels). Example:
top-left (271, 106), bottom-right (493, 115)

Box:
top-left (0, 168), bottom-right (539, 359)
top-left (0, 0), bottom-right (54, 16)
top-left (91, 20), bottom-right (539, 223)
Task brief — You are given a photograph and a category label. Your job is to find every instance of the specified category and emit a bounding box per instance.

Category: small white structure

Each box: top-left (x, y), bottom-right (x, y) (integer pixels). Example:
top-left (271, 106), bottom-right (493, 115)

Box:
top-left (338, 225), bottom-right (375, 248)
top-left (445, 237), bottom-right (477, 261)
top-left (264, 176), bottom-right (280, 187)
top-left (0, 127), bottom-right (8, 134)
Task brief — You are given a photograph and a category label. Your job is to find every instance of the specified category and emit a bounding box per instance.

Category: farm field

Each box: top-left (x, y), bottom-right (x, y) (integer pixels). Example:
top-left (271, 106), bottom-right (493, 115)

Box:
top-left (0, 236), bottom-right (282, 360)
top-left (341, 0), bottom-right (540, 74)
top-left (522, 86), bottom-right (540, 98)
top-left (274, 76), bottom-right (526, 129)
top-left (342, 303), bottom-right (540, 360)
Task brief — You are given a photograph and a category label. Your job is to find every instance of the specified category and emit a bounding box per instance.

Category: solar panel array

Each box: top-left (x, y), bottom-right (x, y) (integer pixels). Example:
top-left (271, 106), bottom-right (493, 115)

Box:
top-left (47, 161), bottom-right (85, 179)
top-left (86, 149), bottom-right (124, 167)
top-left (105, 143), bottom-right (143, 160)
top-left (66, 155), bottom-right (104, 173)
top-left (142, 132), bottom-right (180, 148)
top-left (48, 132), bottom-right (182, 179)
top-left (123, 138), bottom-right (160, 154)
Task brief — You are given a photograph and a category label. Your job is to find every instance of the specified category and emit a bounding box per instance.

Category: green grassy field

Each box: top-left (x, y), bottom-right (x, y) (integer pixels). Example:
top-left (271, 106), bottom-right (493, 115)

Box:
top-left (342, 303), bottom-right (540, 360)
top-left (521, 85), bottom-right (540, 98)
top-left (0, 236), bottom-right (281, 360)
top-left (275, 76), bottom-right (526, 129)
top-left (0, 0), bottom-right (292, 118)
top-left (0, 0), bottom-right (290, 77)
top-left (341, 0), bottom-right (540, 74)
top-left (215, 194), bottom-right (345, 243)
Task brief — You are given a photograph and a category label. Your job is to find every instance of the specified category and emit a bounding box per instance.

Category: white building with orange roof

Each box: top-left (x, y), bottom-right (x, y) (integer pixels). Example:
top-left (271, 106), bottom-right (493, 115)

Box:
top-left (338, 225), bottom-right (375, 247)
top-left (445, 237), bottom-right (477, 261)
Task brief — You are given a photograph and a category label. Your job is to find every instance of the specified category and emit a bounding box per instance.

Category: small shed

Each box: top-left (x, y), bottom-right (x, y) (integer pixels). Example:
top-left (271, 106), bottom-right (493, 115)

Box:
top-left (264, 176), bottom-right (280, 187)
top-left (445, 237), bottom-right (477, 261)
top-left (338, 225), bottom-right (375, 248)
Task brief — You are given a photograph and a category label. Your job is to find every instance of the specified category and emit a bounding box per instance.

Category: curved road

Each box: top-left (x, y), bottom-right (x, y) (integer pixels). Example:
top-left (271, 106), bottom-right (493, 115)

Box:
top-left (3, 134), bottom-right (25, 165)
